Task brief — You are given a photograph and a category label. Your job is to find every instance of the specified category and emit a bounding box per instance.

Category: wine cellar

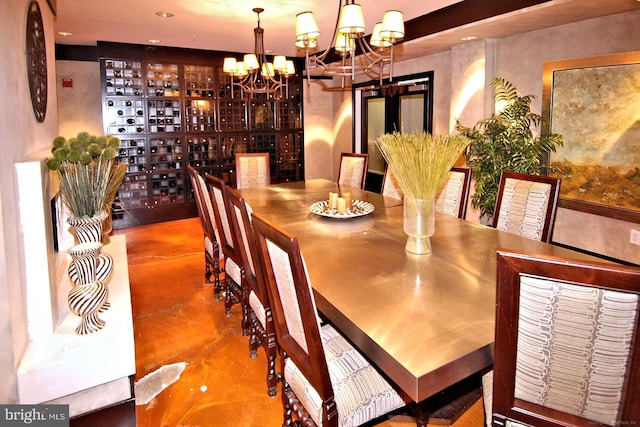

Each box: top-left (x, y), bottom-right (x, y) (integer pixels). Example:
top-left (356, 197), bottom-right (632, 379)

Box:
top-left (99, 42), bottom-right (304, 229)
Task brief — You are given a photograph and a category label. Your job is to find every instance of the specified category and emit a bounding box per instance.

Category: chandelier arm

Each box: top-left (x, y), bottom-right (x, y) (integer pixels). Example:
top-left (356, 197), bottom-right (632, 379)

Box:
top-left (224, 7), bottom-right (290, 99)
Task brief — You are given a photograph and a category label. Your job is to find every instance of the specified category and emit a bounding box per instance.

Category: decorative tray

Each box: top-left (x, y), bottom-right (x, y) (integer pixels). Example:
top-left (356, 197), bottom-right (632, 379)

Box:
top-left (309, 200), bottom-right (374, 218)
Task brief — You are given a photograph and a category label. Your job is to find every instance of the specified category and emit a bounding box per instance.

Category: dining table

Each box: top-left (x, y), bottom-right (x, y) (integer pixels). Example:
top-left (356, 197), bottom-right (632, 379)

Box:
top-left (238, 178), bottom-right (601, 408)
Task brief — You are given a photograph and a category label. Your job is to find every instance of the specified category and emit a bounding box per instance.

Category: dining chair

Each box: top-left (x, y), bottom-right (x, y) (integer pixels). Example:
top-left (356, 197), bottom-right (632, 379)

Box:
top-left (337, 152), bottom-right (368, 189)
top-left (435, 166), bottom-right (472, 219)
top-left (492, 171), bottom-right (561, 242)
top-left (483, 250), bottom-right (640, 427)
top-left (235, 152), bottom-right (270, 189)
top-left (251, 212), bottom-right (406, 427)
top-left (224, 185), bottom-right (278, 396)
top-left (187, 165), bottom-right (222, 298)
top-left (204, 173), bottom-right (244, 323)
top-left (381, 166), bottom-right (403, 200)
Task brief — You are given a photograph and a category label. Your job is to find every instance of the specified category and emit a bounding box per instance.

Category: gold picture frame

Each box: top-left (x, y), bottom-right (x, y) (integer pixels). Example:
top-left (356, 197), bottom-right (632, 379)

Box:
top-left (542, 52), bottom-right (640, 224)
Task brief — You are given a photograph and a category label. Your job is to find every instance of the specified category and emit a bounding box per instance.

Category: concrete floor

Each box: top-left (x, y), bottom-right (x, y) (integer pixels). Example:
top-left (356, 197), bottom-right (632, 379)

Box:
top-left (113, 217), bottom-right (485, 427)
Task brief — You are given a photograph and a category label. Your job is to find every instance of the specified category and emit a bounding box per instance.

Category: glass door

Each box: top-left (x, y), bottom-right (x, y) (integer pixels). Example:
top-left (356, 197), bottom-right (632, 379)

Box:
top-left (366, 96), bottom-right (387, 188)
top-left (355, 71), bottom-right (433, 192)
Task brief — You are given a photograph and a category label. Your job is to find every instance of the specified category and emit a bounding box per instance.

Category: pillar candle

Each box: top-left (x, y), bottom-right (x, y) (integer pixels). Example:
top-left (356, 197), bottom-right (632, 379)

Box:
top-left (337, 197), bottom-right (346, 214)
top-left (342, 192), bottom-right (353, 210)
top-left (329, 192), bottom-right (338, 210)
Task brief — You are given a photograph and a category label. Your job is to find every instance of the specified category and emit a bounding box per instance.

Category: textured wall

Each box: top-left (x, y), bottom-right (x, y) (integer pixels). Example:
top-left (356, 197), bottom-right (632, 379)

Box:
top-left (1, 0), bottom-right (60, 404)
top-left (493, 10), bottom-right (640, 264)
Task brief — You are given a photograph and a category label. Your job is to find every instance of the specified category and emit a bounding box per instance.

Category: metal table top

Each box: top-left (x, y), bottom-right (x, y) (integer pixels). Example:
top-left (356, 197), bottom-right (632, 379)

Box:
top-left (240, 179), bottom-right (598, 402)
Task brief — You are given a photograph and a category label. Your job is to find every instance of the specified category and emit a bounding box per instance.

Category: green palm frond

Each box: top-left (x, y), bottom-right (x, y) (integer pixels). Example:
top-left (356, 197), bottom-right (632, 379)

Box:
top-left (455, 78), bottom-right (563, 218)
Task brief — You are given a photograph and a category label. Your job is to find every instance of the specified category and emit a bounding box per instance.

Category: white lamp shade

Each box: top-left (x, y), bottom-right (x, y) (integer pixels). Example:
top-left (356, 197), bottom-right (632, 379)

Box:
top-left (223, 57), bottom-right (237, 74)
top-left (338, 3), bottom-right (365, 35)
top-left (334, 32), bottom-right (355, 54)
top-left (285, 60), bottom-right (296, 76)
top-left (370, 22), bottom-right (391, 48)
top-left (380, 10), bottom-right (404, 41)
top-left (273, 55), bottom-right (287, 71)
top-left (235, 62), bottom-right (247, 77)
top-left (295, 38), bottom-right (317, 49)
top-left (295, 11), bottom-right (320, 40)
top-left (261, 62), bottom-right (275, 77)
top-left (244, 53), bottom-right (259, 71)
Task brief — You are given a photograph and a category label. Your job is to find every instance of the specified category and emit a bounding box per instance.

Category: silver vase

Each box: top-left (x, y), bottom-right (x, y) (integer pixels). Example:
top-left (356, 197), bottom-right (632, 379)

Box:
top-left (403, 197), bottom-right (436, 255)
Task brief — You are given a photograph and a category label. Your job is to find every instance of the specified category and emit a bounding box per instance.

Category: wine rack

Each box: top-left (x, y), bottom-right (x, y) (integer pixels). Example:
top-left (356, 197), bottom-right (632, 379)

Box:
top-left (99, 43), bottom-right (304, 229)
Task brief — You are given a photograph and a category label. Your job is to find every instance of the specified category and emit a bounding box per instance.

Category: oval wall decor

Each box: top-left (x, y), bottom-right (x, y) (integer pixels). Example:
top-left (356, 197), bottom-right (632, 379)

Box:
top-left (26, 1), bottom-right (47, 123)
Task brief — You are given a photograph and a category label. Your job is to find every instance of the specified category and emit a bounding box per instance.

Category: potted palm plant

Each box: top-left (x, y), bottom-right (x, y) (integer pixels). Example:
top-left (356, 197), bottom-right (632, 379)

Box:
top-left (46, 132), bottom-right (127, 244)
top-left (455, 77), bottom-right (563, 221)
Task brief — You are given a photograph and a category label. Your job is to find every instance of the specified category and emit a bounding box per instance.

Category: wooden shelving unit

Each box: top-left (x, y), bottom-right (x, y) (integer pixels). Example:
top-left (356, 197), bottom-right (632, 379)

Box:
top-left (98, 42), bottom-right (304, 229)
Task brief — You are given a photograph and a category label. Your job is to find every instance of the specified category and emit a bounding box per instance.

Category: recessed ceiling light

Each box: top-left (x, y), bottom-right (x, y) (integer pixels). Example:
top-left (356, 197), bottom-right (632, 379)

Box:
top-left (155, 11), bottom-right (174, 18)
top-left (57, 31), bottom-right (73, 37)
top-left (148, 39), bottom-right (161, 44)
top-left (461, 35), bottom-right (478, 41)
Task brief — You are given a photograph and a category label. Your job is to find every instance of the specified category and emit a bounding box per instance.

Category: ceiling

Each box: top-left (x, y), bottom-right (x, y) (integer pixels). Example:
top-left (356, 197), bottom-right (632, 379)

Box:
top-left (54, 0), bottom-right (639, 61)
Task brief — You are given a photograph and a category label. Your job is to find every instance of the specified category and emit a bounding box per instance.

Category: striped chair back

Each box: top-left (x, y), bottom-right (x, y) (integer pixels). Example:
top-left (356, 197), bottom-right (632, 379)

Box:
top-left (435, 166), bottom-right (472, 219)
top-left (236, 153), bottom-right (270, 189)
top-left (488, 250), bottom-right (640, 427)
top-left (337, 153), bottom-right (368, 189)
top-left (492, 171), bottom-right (561, 242)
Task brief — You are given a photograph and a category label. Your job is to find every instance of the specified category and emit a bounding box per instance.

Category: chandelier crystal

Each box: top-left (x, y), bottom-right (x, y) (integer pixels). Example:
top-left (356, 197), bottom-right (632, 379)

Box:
top-left (224, 8), bottom-right (295, 99)
top-left (295, 0), bottom-right (404, 85)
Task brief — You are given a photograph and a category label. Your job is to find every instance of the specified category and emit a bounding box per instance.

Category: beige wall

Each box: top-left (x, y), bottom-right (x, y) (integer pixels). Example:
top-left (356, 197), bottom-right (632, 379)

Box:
top-left (303, 10), bottom-right (640, 264)
top-left (1, 0), bottom-right (59, 403)
top-left (56, 61), bottom-right (103, 137)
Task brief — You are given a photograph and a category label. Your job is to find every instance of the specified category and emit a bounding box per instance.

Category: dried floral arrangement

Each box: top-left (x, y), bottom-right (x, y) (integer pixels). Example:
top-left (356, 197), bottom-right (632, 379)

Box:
top-left (46, 132), bottom-right (126, 219)
top-left (375, 131), bottom-right (470, 200)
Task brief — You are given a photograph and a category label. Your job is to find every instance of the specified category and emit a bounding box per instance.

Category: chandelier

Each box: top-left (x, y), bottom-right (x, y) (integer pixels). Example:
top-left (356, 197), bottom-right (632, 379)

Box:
top-left (223, 8), bottom-right (295, 99)
top-left (294, 0), bottom-right (405, 85)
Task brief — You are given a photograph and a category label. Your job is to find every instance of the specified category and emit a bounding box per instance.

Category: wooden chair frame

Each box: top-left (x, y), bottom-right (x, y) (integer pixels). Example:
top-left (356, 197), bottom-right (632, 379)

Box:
top-left (204, 173), bottom-right (243, 319)
top-left (235, 152), bottom-right (271, 189)
top-left (492, 171), bottom-right (561, 243)
top-left (252, 212), bottom-right (338, 426)
top-left (492, 250), bottom-right (640, 427)
top-left (224, 186), bottom-right (278, 396)
top-left (337, 152), bottom-right (368, 190)
top-left (187, 165), bottom-right (221, 297)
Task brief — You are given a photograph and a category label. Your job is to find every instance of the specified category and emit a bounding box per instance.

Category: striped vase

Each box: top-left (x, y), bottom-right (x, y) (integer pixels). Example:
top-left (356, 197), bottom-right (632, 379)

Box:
top-left (67, 210), bottom-right (108, 244)
top-left (67, 242), bottom-right (109, 335)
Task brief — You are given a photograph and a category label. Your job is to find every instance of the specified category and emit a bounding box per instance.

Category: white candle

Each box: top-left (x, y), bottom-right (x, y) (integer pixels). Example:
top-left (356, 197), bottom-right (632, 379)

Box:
top-left (343, 192), bottom-right (353, 210)
top-left (337, 197), bottom-right (346, 214)
top-left (329, 192), bottom-right (338, 210)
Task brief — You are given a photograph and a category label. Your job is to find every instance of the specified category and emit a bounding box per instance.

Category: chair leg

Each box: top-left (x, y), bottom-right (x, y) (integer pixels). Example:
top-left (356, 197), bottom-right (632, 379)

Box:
top-left (204, 253), bottom-right (213, 285)
top-left (266, 336), bottom-right (278, 397)
top-left (213, 257), bottom-right (221, 300)
top-left (224, 277), bottom-right (241, 316)
top-left (282, 381), bottom-right (295, 427)
top-left (249, 326), bottom-right (260, 359)
top-left (241, 287), bottom-right (251, 337)
top-left (224, 276), bottom-right (235, 316)
top-left (212, 244), bottom-right (222, 300)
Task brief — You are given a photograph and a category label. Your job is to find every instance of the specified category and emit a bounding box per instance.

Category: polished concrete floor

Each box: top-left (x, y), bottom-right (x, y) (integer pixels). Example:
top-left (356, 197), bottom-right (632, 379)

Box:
top-left (114, 217), bottom-right (485, 427)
